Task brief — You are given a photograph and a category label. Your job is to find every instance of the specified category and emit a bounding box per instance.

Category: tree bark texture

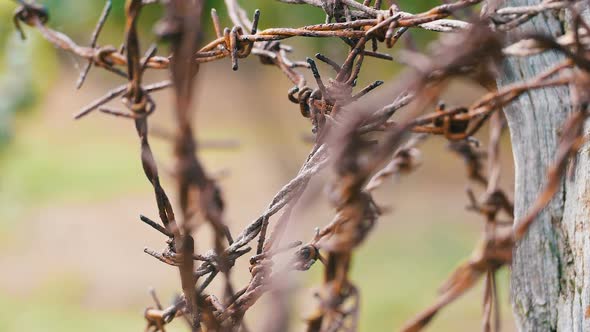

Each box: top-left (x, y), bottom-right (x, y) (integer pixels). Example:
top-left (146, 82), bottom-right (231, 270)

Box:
top-left (500, 1), bottom-right (590, 331)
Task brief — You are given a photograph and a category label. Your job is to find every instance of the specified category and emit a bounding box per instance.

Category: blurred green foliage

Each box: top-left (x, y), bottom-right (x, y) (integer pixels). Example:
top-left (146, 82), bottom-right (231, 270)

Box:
top-left (0, 4), bottom-right (56, 146)
top-left (0, 122), bottom-right (147, 230)
top-left (34, 0), bottom-right (440, 34)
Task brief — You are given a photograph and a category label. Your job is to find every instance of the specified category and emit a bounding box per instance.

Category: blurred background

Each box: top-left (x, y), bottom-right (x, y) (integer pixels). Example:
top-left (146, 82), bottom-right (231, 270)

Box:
top-left (0, 1), bottom-right (516, 331)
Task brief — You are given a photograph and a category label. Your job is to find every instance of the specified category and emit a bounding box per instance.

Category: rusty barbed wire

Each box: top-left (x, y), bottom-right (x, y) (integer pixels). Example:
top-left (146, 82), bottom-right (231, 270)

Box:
top-left (9, 0), bottom-right (590, 331)
top-left (401, 112), bottom-right (514, 332)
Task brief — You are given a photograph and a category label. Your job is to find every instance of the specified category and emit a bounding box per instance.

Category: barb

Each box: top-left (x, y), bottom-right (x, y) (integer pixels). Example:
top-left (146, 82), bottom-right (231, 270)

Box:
top-left (76, 0), bottom-right (112, 89)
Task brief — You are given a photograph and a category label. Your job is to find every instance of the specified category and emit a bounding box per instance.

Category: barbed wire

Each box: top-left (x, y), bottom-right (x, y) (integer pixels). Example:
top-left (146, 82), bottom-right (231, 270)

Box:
top-left (9, 0), bottom-right (590, 331)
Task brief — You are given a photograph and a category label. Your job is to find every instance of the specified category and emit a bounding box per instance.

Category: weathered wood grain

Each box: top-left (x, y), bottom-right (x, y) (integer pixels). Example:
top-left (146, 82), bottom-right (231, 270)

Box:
top-left (500, 1), bottom-right (590, 331)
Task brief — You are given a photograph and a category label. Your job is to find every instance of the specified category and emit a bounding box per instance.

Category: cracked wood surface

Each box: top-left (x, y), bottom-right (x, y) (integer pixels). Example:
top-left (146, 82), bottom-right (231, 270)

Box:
top-left (500, 1), bottom-right (590, 331)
